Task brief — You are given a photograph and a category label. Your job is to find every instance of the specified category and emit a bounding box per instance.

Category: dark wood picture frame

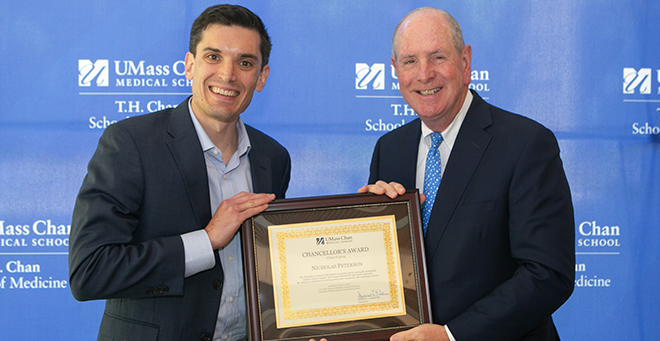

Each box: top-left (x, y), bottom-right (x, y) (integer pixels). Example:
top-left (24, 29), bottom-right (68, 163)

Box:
top-left (242, 190), bottom-right (432, 341)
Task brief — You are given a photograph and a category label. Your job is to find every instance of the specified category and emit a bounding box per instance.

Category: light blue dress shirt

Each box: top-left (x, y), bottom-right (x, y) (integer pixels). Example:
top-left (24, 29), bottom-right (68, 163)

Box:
top-left (180, 99), bottom-right (252, 341)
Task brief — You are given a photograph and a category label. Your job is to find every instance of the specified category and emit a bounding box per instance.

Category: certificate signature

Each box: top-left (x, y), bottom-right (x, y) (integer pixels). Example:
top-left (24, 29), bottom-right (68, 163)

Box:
top-left (357, 289), bottom-right (389, 301)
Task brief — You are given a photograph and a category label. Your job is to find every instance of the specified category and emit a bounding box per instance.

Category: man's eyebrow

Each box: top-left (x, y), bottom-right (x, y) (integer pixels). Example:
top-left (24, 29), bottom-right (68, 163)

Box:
top-left (201, 47), bottom-right (259, 61)
top-left (238, 53), bottom-right (259, 61)
top-left (201, 47), bottom-right (222, 54)
top-left (400, 48), bottom-right (447, 59)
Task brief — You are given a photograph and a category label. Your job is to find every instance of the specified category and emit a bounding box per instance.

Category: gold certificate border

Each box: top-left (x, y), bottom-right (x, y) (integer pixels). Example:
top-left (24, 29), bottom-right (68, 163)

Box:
top-left (268, 215), bottom-right (405, 328)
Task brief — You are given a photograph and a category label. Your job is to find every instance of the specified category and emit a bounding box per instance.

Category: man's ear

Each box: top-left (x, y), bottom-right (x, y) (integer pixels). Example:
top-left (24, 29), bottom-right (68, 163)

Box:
top-left (461, 45), bottom-right (472, 86)
top-left (184, 51), bottom-right (195, 81)
top-left (255, 64), bottom-right (270, 92)
top-left (391, 55), bottom-right (399, 77)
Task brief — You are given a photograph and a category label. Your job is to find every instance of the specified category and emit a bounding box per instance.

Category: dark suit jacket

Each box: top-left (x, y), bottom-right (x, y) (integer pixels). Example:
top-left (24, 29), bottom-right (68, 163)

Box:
top-left (368, 91), bottom-right (574, 341)
top-left (69, 98), bottom-right (291, 341)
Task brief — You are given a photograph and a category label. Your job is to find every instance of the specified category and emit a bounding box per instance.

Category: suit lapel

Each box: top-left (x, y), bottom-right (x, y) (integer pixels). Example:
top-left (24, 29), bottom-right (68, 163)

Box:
top-left (399, 119), bottom-right (422, 189)
top-left (424, 92), bottom-right (493, 259)
top-left (246, 126), bottom-right (272, 194)
top-left (166, 98), bottom-right (212, 229)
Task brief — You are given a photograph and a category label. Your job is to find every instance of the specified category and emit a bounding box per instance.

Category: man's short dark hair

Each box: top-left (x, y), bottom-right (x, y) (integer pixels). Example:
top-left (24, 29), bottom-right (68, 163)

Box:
top-left (189, 4), bottom-right (272, 67)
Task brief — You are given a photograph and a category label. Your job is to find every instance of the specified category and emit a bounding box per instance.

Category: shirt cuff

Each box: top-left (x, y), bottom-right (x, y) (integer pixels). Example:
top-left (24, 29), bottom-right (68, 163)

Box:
top-left (445, 325), bottom-right (456, 341)
top-left (181, 230), bottom-right (215, 277)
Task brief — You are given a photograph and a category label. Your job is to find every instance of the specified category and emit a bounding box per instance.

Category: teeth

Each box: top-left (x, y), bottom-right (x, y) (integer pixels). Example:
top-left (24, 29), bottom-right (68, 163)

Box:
top-left (419, 88), bottom-right (441, 96)
top-left (210, 86), bottom-right (239, 97)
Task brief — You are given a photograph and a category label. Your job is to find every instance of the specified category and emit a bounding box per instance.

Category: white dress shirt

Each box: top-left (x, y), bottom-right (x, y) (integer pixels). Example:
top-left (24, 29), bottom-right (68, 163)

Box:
top-left (414, 91), bottom-right (472, 341)
top-left (415, 91), bottom-right (473, 194)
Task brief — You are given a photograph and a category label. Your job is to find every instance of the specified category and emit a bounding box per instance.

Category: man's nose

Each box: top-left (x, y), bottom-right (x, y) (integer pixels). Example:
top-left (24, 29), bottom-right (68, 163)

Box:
top-left (417, 60), bottom-right (435, 83)
top-left (217, 61), bottom-right (236, 82)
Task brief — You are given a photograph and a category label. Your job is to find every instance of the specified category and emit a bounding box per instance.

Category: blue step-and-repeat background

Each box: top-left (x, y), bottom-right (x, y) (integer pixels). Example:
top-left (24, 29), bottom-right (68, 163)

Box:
top-left (1, 1), bottom-right (658, 339)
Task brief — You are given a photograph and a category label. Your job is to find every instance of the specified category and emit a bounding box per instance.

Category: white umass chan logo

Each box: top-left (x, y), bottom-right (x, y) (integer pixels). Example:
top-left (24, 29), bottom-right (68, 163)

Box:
top-left (356, 63), bottom-right (385, 90)
top-left (79, 59), bottom-right (109, 87)
top-left (623, 67), bottom-right (651, 94)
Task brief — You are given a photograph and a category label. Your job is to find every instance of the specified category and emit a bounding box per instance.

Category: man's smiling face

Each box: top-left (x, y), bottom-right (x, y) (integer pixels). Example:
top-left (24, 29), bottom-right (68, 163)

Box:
top-left (185, 23), bottom-right (269, 125)
top-left (392, 10), bottom-right (471, 130)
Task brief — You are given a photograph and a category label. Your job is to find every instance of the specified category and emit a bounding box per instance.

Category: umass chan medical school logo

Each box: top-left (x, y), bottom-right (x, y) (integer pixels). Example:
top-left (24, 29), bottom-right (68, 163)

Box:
top-left (623, 67), bottom-right (660, 94)
top-left (355, 62), bottom-right (491, 94)
top-left (623, 67), bottom-right (660, 136)
top-left (79, 59), bottom-right (109, 87)
top-left (356, 63), bottom-right (386, 90)
top-left (77, 58), bottom-right (190, 89)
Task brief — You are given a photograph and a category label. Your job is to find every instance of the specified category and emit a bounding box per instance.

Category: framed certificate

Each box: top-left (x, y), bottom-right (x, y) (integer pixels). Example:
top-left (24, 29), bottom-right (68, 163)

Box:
top-left (242, 190), bottom-right (432, 341)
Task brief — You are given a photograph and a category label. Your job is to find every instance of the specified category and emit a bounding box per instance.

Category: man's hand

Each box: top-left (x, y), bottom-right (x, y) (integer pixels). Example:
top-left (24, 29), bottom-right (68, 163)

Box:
top-left (390, 324), bottom-right (449, 341)
top-left (358, 180), bottom-right (406, 198)
top-left (205, 192), bottom-right (275, 250)
top-left (358, 180), bottom-right (425, 203)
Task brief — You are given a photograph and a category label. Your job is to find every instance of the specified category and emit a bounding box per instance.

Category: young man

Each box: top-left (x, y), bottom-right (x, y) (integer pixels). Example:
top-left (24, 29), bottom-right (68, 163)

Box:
top-left (69, 5), bottom-right (290, 340)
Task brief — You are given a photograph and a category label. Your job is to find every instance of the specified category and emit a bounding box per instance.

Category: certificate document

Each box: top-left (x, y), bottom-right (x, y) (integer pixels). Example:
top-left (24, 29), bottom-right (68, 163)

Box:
top-left (268, 215), bottom-right (406, 328)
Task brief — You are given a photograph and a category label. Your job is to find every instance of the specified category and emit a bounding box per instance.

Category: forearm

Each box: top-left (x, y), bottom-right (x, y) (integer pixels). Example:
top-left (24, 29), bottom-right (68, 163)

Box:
top-left (69, 229), bottom-right (186, 300)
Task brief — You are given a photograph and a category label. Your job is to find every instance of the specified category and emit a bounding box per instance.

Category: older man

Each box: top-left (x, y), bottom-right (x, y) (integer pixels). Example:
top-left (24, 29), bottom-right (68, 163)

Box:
top-left (360, 7), bottom-right (575, 341)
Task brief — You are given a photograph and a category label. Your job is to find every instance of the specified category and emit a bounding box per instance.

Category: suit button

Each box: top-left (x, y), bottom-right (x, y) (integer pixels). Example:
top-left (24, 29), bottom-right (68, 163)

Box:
top-left (146, 288), bottom-right (154, 295)
top-left (213, 279), bottom-right (223, 290)
top-left (200, 333), bottom-right (211, 341)
top-left (161, 285), bottom-right (169, 294)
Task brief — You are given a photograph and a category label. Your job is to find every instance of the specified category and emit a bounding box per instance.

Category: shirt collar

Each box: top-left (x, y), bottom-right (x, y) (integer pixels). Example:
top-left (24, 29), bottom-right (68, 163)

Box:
top-left (421, 90), bottom-right (473, 150)
top-left (187, 98), bottom-right (251, 157)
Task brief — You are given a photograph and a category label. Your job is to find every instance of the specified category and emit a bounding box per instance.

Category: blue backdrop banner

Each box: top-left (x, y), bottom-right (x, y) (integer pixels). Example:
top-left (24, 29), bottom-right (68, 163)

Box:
top-left (0, 1), bottom-right (658, 339)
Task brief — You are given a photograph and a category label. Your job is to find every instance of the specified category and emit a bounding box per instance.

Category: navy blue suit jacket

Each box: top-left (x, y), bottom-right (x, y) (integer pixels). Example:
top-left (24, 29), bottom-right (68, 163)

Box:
top-left (69, 98), bottom-right (291, 341)
top-left (368, 91), bottom-right (574, 340)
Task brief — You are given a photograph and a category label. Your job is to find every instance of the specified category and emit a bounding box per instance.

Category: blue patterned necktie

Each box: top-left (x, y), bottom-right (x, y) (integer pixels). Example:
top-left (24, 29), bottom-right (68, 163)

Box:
top-left (422, 132), bottom-right (443, 235)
